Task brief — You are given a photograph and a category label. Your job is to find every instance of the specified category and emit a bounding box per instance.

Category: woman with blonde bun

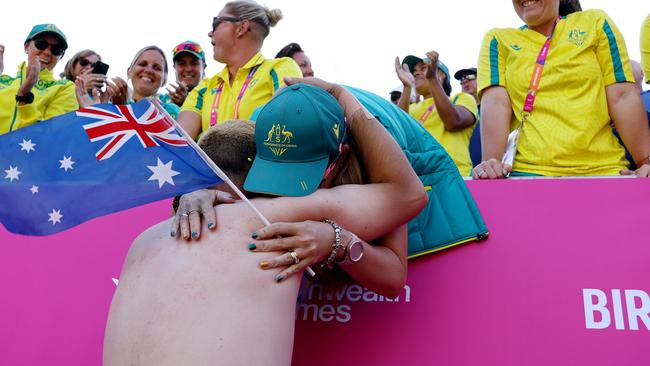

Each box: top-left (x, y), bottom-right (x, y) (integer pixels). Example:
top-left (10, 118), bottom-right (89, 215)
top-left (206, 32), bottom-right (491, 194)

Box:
top-left (178, 0), bottom-right (302, 139)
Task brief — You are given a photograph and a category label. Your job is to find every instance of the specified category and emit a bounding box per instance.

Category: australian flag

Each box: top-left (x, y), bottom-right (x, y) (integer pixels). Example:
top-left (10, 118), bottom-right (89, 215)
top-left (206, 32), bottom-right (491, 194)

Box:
top-left (0, 99), bottom-right (223, 235)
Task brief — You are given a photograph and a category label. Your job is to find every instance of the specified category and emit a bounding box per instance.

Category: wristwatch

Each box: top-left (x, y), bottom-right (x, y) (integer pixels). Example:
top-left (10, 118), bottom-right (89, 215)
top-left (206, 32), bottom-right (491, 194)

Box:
top-left (339, 233), bottom-right (364, 264)
top-left (16, 92), bottom-right (34, 104)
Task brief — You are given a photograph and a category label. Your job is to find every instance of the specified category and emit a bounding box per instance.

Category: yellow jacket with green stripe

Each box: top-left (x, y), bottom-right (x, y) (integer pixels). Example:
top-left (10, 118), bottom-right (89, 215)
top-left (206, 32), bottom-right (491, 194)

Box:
top-left (477, 9), bottom-right (633, 176)
top-left (0, 62), bottom-right (78, 135)
top-left (181, 52), bottom-right (301, 133)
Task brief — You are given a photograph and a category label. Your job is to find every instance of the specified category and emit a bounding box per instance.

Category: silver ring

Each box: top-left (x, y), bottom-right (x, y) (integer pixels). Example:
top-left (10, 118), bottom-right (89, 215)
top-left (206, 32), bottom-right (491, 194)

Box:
top-left (477, 169), bottom-right (486, 177)
top-left (289, 250), bottom-right (300, 265)
top-left (186, 209), bottom-right (201, 215)
top-left (180, 212), bottom-right (189, 217)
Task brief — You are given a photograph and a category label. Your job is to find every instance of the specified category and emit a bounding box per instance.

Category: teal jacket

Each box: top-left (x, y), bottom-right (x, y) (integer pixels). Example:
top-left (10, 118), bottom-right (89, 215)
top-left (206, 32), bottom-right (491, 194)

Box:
top-left (346, 86), bottom-right (488, 258)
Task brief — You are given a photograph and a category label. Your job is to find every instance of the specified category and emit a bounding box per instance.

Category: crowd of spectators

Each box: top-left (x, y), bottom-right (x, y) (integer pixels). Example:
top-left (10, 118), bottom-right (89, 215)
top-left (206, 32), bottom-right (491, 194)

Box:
top-left (1, 0), bottom-right (649, 179)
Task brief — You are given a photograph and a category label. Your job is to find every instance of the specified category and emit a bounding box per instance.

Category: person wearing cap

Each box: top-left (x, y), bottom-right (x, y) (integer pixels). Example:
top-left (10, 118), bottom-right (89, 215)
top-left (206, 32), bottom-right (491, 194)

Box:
top-left (474, 2), bottom-right (650, 179)
top-left (160, 41), bottom-right (207, 108)
top-left (178, 0), bottom-right (302, 139)
top-left (454, 67), bottom-right (478, 103)
top-left (0, 24), bottom-right (78, 135)
top-left (454, 67), bottom-right (482, 166)
top-left (104, 79), bottom-right (426, 364)
top-left (395, 51), bottom-right (478, 176)
top-left (275, 42), bottom-right (314, 77)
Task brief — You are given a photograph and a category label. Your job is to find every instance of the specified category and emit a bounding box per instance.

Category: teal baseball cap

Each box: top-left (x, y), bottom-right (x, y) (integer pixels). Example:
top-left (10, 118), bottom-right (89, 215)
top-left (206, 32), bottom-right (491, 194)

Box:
top-left (244, 83), bottom-right (346, 197)
top-left (25, 24), bottom-right (68, 51)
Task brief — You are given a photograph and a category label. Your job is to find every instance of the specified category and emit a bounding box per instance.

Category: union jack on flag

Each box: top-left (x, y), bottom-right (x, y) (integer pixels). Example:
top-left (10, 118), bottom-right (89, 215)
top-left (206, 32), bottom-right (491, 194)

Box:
top-left (78, 103), bottom-right (187, 161)
top-left (0, 99), bottom-right (223, 236)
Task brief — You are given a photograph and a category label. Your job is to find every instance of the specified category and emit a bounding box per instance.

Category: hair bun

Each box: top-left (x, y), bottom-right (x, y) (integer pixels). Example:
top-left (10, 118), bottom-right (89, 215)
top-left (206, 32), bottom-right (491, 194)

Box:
top-left (266, 8), bottom-right (283, 27)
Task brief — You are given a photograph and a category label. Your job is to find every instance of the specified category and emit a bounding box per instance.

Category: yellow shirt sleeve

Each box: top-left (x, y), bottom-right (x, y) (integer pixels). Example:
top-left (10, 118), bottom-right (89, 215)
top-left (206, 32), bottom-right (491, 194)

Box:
top-left (641, 14), bottom-right (650, 83)
top-left (452, 92), bottom-right (478, 120)
top-left (269, 57), bottom-right (302, 91)
top-left (43, 82), bottom-right (78, 120)
top-left (477, 29), bottom-right (507, 101)
top-left (594, 9), bottom-right (634, 85)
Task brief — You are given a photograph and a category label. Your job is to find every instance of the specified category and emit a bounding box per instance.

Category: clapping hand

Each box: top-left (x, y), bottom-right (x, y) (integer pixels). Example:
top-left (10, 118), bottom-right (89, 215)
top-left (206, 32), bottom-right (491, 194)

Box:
top-left (107, 77), bottom-right (129, 105)
top-left (0, 44), bottom-right (5, 74)
top-left (424, 51), bottom-right (440, 81)
top-left (394, 57), bottom-right (415, 88)
top-left (166, 81), bottom-right (189, 107)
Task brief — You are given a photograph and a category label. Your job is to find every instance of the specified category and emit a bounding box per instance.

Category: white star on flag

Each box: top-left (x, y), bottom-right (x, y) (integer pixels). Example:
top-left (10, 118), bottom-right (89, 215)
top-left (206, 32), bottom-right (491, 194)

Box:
top-left (147, 158), bottom-right (180, 188)
top-left (48, 209), bottom-right (63, 225)
top-left (30, 185), bottom-right (39, 194)
top-left (19, 139), bottom-right (36, 153)
top-left (4, 166), bottom-right (21, 182)
top-left (59, 156), bottom-right (75, 171)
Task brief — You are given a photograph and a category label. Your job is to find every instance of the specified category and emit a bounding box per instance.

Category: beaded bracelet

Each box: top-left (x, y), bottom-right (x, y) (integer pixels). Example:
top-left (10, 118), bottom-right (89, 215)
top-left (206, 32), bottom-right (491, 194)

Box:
top-left (322, 219), bottom-right (342, 269)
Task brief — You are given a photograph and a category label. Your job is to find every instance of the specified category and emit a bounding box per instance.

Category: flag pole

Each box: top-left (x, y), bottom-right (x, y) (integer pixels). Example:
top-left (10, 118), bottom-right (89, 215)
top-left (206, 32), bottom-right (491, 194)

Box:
top-left (152, 99), bottom-right (316, 277)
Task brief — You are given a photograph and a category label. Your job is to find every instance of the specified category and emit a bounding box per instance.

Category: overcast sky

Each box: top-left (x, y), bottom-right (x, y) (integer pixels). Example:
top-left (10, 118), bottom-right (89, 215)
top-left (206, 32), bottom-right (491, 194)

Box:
top-left (2, 1), bottom-right (648, 99)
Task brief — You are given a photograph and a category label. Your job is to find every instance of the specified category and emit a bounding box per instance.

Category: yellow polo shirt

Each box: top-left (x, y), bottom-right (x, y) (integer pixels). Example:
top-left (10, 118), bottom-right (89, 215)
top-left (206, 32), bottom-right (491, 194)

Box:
top-left (409, 93), bottom-right (477, 176)
top-left (641, 14), bottom-right (650, 83)
top-left (478, 9), bottom-right (633, 176)
top-left (0, 62), bottom-right (78, 135)
top-left (181, 52), bottom-right (301, 132)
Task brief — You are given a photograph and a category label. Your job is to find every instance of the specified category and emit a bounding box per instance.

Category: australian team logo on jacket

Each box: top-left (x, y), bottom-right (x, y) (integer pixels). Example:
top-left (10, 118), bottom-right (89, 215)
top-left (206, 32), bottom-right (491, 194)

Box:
top-left (264, 123), bottom-right (296, 157)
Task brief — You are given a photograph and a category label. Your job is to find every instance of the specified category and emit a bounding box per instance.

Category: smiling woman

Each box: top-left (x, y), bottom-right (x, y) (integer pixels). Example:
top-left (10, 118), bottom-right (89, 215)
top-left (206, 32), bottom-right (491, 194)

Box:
top-left (474, 0), bottom-right (650, 178)
top-left (177, 0), bottom-right (302, 140)
top-left (0, 23), bottom-right (78, 135)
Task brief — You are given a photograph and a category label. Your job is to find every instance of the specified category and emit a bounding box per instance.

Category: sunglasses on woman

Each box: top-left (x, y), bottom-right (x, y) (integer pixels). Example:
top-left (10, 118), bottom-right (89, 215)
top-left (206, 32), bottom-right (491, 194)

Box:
top-left (212, 16), bottom-right (242, 32)
top-left (33, 38), bottom-right (65, 57)
top-left (78, 58), bottom-right (97, 68)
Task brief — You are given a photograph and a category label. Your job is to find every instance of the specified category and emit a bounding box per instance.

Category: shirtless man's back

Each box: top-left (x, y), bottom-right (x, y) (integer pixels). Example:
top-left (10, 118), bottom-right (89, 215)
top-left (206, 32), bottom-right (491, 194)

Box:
top-left (105, 199), bottom-right (302, 366)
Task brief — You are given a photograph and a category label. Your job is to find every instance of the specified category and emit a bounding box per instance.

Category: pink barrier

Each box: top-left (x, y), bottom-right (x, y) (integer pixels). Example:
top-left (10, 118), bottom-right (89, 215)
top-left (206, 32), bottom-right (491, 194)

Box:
top-left (1, 178), bottom-right (649, 365)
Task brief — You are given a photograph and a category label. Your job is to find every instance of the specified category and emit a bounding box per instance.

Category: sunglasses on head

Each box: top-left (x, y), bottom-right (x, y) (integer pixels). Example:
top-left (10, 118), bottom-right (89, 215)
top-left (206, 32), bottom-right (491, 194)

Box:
top-left (212, 16), bottom-right (243, 32)
top-left (78, 58), bottom-right (97, 68)
top-left (33, 38), bottom-right (65, 57)
top-left (461, 74), bottom-right (477, 82)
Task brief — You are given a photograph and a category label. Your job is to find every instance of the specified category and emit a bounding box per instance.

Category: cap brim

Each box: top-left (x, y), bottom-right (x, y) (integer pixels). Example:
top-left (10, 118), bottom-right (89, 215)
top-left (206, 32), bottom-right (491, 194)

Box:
top-left (173, 50), bottom-right (203, 61)
top-left (454, 69), bottom-right (476, 80)
top-left (402, 55), bottom-right (424, 74)
top-left (244, 155), bottom-right (329, 197)
top-left (32, 31), bottom-right (68, 50)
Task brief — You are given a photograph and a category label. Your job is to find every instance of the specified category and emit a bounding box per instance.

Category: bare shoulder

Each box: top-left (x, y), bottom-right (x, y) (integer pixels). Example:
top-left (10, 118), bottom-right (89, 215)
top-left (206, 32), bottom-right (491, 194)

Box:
top-left (123, 218), bottom-right (175, 268)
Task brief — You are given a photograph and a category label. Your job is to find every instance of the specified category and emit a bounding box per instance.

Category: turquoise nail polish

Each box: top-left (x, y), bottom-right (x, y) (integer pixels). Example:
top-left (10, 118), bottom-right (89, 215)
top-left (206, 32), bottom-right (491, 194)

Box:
top-left (207, 222), bottom-right (215, 229)
top-left (191, 231), bottom-right (198, 238)
top-left (248, 243), bottom-right (257, 250)
top-left (275, 274), bottom-right (285, 283)
top-left (251, 232), bottom-right (258, 239)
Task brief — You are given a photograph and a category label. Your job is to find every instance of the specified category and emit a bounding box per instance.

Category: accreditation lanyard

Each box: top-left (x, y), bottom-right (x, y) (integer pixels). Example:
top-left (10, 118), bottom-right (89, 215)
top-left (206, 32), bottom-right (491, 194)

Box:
top-left (209, 65), bottom-right (260, 126)
top-left (502, 17), bottom-right (561, 168)
top-left (419, 103), bottom-right (436, 123)
top-left (522, 16), bottom-right (561, 119)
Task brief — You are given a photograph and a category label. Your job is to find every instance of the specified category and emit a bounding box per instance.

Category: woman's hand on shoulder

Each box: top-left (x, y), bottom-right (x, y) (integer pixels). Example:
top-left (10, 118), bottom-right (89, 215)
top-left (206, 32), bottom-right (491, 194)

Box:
top-left (171, 188), bottom-right (236, 241)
